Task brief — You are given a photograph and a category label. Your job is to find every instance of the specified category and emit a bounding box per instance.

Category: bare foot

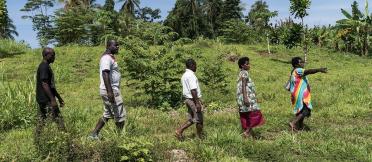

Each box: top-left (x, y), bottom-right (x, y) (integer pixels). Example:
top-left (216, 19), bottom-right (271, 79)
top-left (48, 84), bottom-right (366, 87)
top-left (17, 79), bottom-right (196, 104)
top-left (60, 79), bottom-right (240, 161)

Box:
top-left (175, 130), bottom-right (183, 141)
top-left (288, 122), bottom-right (298, 132)
top-left (242, 130), bottom-right (251, 139)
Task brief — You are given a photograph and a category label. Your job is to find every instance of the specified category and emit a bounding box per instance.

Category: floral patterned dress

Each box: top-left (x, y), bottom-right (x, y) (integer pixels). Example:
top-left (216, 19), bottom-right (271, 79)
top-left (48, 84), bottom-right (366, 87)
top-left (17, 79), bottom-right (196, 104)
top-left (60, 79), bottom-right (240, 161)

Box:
top-left (237, 70), bottom-right (260, 112)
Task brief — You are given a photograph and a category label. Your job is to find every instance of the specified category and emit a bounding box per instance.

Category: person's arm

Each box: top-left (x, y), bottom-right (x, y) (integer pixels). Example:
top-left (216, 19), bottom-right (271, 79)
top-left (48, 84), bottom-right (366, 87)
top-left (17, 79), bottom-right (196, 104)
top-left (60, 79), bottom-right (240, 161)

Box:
top-left (53, 89), bottom-right (64, 107)
top-left (304, 68), bottom-right (327, 76)
top-left (42, 81), bottom-right (58, 108)
top-left (191, 89), bottom-right (201, 112)
top-left (103, 70), bottom-right (115, 104)
top-left (242, 77), bottom-right (250, 106)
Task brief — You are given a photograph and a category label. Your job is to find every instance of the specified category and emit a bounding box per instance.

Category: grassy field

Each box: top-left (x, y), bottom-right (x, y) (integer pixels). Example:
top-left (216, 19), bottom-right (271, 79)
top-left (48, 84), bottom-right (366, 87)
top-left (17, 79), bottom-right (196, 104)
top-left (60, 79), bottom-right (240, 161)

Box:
top-left (0, 41), bottom-right (371, 161)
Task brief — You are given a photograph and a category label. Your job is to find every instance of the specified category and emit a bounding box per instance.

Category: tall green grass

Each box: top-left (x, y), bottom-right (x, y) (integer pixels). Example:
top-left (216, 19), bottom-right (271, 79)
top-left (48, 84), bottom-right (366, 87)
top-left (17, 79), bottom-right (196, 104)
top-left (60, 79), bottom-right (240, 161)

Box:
top-left (0, 40), bottom-right (371, 161)
top-left (0, 39), bottom-right (30, 58)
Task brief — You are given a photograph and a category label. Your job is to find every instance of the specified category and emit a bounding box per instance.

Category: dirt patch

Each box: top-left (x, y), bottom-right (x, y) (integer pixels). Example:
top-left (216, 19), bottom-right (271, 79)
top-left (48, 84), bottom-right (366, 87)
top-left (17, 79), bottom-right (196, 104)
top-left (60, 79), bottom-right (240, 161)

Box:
top-left (257, 50), bottom-right (272, 57)
top-left (167, 149), bottom-right (192, 162)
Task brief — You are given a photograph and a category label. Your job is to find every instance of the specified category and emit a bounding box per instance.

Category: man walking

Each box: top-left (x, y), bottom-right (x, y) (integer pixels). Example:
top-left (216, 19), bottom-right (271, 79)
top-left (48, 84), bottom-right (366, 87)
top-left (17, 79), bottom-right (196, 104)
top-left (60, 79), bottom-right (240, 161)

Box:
top-left (89, 40), bottom-right (126, 139)
top-left (175, 59), bottom-right (204, 140)
top-left (35, 47), bottom-right (66, 145)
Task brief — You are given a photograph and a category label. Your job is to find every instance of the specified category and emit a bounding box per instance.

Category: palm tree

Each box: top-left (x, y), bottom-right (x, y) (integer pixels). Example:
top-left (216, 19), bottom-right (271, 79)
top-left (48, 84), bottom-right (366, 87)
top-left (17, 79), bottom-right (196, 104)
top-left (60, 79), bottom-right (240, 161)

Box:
top-left (0, 0), bottom-right (18, 39)
top-left (203, 0), bottom-right (222, 37)
top-left (58, 0), bottom-right (94, 10)
top-left (0, 17), bottom-right (18, 39)
top-left (119, 0), bottom-right (140, 17)
top-left (336, 0), bottom-right (370, 56)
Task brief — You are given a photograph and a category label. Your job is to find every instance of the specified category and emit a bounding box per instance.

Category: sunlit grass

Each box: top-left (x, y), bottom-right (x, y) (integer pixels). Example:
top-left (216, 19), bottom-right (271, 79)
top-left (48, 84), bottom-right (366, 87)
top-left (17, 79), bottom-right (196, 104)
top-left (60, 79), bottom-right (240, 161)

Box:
top-left (0, 40), bottom-right (371, 161)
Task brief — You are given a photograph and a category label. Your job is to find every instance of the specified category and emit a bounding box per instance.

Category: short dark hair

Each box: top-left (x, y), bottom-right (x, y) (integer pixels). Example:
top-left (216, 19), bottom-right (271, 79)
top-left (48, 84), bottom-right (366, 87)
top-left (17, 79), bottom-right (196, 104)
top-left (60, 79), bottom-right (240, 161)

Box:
top-left (291, 57), bottom-right (302, 67)
top-left (185, 58), bottom-right (196, 69)
top-left (238, 57), bottom-right (249, 69)
top-left (106, 40), bottom-right (117, 48)
top-left (42, 47), bottom-right (54, 57)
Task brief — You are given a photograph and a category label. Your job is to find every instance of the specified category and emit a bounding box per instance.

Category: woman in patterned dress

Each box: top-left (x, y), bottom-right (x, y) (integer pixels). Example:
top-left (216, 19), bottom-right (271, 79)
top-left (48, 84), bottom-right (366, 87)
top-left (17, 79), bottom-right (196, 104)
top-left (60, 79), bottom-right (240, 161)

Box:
top-left (237, 57), bottom-right (265, 138)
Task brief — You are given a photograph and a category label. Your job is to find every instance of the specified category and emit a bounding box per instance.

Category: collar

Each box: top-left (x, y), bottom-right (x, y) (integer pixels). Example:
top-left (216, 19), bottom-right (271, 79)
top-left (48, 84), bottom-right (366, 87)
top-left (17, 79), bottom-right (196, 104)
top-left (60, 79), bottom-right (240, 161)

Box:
top-left (185, 69), bottom-right (194, 73)
top-left (102, 53), bottom-right (116, 61)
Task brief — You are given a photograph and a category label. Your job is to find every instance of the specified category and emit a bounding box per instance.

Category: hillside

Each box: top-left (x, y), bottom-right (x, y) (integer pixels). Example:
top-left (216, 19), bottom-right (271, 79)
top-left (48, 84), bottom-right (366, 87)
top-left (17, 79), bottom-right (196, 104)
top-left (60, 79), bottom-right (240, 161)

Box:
top-left (0, 41), bottom-right (371, 161)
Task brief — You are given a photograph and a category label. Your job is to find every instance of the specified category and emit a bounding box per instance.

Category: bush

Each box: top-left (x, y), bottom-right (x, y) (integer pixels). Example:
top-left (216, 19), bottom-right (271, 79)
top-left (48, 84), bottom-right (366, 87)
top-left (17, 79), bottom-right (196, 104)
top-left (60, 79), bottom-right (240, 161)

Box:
top-left (119, 137), bottom-right (153, 162)
top-left (0, 78), bottom-right (36, 130)
top-left (0, 39), bottom-right (30, 58)
top-left (36, 125), bottom-right (71, 161)
top-left (122, 37), bottom-right (202, 108)
top-left (218, 19), bottom-right (257, 44)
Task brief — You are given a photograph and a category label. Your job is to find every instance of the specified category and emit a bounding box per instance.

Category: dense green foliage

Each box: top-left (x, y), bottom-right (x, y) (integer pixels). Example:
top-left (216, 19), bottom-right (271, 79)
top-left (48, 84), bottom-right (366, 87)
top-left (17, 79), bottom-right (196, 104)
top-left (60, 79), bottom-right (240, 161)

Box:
top-left (17, 0), bottom-right (371, 56)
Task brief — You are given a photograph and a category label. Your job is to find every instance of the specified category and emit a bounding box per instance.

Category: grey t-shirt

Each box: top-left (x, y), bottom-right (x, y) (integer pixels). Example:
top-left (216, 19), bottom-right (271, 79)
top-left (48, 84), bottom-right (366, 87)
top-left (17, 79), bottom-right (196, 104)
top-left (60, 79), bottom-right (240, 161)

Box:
top-left (99, 54), bottom-right (121, 91)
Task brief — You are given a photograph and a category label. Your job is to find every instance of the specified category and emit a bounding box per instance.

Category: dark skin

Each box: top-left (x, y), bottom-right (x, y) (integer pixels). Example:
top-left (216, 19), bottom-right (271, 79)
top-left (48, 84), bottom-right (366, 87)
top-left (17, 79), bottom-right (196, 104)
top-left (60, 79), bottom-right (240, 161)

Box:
top-left (176, 63), bottom-right (203, 139)
top-left (42, 49), bottom-right (64, 109)
top-left (92, 40), bottom-right (124, 136)
top-left (289, 59), bottom-right (327, 131)
top-left (240, 61), bottom-right (253, 138)
top-left (35, 49), bottom-right (66, 146)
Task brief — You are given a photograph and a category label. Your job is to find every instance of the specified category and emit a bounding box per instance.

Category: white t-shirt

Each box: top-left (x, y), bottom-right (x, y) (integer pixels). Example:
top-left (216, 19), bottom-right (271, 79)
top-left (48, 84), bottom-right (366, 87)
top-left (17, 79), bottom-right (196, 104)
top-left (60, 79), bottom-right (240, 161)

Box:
top-left (181, 69), bottom-right (202, 99)
top-left (99, 54), bottom-right (121, 91)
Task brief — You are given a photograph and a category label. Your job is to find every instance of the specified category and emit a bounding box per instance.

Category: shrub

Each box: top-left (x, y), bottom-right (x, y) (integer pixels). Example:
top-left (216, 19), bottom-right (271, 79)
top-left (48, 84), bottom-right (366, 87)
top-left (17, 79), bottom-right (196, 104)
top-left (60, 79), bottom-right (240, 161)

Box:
top-left (0, 78), bottom-right (36, 130)
top-left (118, 137), bottom-right (153, 162)
top-left (122, 37), bottom-right (202, 108)
top-left (0, 39), bottom-right (30, 58)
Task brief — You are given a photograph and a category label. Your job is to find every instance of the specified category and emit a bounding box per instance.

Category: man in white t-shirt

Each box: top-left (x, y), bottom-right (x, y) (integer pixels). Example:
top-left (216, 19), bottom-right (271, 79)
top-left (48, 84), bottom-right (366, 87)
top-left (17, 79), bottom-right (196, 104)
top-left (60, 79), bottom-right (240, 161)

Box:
top-left (175, 59), bottom-right (204, 140)
top-left (89, 40), bottom-right (126, 139)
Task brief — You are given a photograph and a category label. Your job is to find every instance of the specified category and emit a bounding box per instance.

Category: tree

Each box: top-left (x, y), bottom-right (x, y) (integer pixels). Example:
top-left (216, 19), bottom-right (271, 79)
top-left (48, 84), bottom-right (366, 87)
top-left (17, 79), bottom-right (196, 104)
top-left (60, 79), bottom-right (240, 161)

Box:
top-left (0, 0), bottom-right (18, 39)
top-left (246, 0), bottom-right (277, 53)
top-left (336, 0), bottom-right (370, 56)
top-left (246, 0), bottom-right (277, 32)
top-left (21, 0), bottom-right (55, 47)
top-left (119, 0), bottom-right (140, 17)
top-left (58, 0), bottom-right (95, 10)
top-left (202, 0), bottom-right (223, 38)
top-left (103, 0), bottom-right (115, 12)
top-left (289, 0), bottom-right (311, 63)
top-left (135, 7), bottom-right (161, 22)
top-left (219, 0), bottom-right (243, 22)
top-left (54, 8), bottom-right (96, 45)
top-left (164, 0), bottom-right (205, 39)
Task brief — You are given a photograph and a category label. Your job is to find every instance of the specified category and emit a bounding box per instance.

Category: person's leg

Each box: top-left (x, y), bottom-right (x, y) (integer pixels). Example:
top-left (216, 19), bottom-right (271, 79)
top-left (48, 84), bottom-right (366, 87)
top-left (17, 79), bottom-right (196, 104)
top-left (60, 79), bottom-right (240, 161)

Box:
top-left (115, 121), bottom-right (125, 135)
top-left (51, 106), bottom-right (66, 131)
top-left (196, 123), bottom-right (203, 139)
top-left (290, 113), bottom-right (303, 131)
top-left (90, 92), bottom-right (113, 138)
top-left (91, 117), bottom-right (108, 136)
top-left (176, 120), bottom-right (193, 137)
top-left (300, 106), bottom-right (311, 131)
top-left (176, 99), bottom-right (194, 139)
top-left (35, 103), bottom-right (47, 146)
top-left (113, 94), bottom-right (126, 135)
top-left (239, 112), bottom-right (251, 138)
top-left (298, 118), bottom-right (304, 130)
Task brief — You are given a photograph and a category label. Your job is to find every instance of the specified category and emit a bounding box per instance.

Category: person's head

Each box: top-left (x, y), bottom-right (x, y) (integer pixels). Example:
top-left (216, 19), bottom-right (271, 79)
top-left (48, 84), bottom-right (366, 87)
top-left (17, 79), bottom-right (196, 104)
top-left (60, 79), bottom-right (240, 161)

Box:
top-left (185, 58), bottom-right (197, 72)
top-left (291, 57), bottom-right (304, 68)
top-left (42, 47), bottom-right (55, 63)
top-left (106, 40), bottom-right (119, 54)
top-left (238, 57), bottom-right (250, 70)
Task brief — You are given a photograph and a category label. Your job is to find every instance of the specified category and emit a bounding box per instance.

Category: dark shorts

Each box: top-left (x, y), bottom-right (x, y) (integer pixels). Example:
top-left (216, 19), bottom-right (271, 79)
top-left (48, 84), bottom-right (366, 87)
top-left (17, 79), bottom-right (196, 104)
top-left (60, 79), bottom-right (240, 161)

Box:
top-left (38, 102), bottom-right (61, 119)
top-left (185, 99), bottom-right (203, 124)
top-left (297, 104), bottom-right (311, 117)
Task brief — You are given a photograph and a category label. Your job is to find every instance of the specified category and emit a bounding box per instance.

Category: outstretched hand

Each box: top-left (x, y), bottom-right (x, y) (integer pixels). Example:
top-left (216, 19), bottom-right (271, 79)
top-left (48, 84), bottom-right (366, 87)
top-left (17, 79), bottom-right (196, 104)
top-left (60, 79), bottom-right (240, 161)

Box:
top-left (320, 68), bottom-right (328, 73)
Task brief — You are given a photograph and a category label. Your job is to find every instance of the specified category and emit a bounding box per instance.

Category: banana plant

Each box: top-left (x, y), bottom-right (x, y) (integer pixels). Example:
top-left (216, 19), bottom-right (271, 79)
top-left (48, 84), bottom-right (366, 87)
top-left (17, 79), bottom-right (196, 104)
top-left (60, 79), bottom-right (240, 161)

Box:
top-left (336, 0), bottom-right (370, 56)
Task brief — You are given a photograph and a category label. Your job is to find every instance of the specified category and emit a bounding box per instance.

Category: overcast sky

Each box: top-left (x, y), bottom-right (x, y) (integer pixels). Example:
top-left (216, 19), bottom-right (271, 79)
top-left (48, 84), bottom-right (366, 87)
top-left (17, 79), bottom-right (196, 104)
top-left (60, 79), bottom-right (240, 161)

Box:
top-left (8, 0), bottom-right (371, 48)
